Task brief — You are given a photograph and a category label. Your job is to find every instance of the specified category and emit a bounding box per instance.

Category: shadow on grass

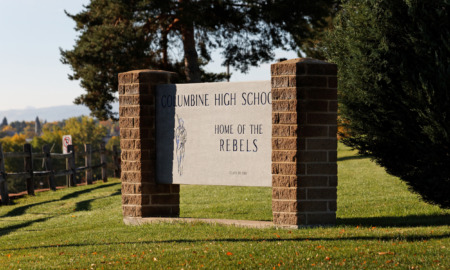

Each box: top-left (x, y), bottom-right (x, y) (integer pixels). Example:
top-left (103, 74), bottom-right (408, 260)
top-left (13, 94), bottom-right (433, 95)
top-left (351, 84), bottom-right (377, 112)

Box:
top-left (60, 183), bottom-right (118, 201)
top-left (1, 183), bottom-right (119, 218)
top-left (0, 184), bottom-right (121, 238)
top-left (338, 214), bottom-right (450, 227)
top-left (0, 217), bottom-right (51, 237)
top-left (2, 232), bottom-right (449, 251)
top-left (0, 200), bottom-right (57, 218)
top-left (75, 189), bottom-right (121, 211)
top-left (337, 155), bottom-right (369, 162)
top-left (75, 198), bottom-right (97, 212)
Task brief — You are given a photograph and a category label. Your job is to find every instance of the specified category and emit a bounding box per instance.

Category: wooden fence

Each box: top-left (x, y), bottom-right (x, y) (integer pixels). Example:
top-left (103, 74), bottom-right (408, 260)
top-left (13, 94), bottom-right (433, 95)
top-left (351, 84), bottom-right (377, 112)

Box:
top-left (0, 143), bottom-right (121, 205)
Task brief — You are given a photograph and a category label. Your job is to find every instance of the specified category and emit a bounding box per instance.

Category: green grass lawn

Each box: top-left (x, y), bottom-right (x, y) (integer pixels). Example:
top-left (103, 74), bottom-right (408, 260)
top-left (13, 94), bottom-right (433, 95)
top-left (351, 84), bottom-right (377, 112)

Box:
top-left (0, 144), bottom-right (449, 269)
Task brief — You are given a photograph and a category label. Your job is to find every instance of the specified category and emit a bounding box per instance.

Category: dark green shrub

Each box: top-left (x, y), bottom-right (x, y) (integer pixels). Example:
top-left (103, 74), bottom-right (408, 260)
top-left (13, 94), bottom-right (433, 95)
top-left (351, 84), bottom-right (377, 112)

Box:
top-left (327, 0), bottom-right (450, 208)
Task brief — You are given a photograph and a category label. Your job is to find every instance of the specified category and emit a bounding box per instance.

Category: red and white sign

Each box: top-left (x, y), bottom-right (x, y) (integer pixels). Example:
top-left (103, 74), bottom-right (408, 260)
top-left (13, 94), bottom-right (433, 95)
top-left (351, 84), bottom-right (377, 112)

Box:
top-left (62, 135), bottom-right (72, 154)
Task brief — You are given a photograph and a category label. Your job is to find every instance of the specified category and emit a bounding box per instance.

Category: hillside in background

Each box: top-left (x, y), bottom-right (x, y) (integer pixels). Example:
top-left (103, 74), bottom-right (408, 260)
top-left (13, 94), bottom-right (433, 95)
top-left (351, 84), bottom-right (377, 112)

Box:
top-left (0, 103), bottom-right (119, 122)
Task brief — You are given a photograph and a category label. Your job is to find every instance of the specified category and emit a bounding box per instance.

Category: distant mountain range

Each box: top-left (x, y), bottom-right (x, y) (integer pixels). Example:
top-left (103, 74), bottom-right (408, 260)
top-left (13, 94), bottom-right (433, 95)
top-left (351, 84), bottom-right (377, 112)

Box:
top-left (0, 103), bottom-right (119, 122)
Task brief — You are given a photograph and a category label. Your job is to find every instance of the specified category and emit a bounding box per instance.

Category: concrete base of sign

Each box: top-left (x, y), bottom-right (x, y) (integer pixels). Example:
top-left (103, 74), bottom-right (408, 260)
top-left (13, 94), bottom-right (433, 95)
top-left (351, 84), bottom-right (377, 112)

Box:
top-left (123, 217), bottom-right (274, 229)
top-left (123, 217), bottom-right (332, 229)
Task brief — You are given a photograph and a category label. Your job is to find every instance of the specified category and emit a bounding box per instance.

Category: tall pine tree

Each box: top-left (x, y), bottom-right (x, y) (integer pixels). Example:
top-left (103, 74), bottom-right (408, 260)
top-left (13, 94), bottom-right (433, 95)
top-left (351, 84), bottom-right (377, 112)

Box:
top-left (35, 117), bottom-right (42, 136)
top-left (61, 0), bottom-right (334, 120)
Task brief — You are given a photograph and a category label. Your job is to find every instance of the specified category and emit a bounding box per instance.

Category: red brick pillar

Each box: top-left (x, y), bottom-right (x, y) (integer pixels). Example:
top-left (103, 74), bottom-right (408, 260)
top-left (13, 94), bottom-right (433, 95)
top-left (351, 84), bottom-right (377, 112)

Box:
top-left (271, 58), bottom-right (337, 227)
top-left (119, 70), bottom-right (180, 219)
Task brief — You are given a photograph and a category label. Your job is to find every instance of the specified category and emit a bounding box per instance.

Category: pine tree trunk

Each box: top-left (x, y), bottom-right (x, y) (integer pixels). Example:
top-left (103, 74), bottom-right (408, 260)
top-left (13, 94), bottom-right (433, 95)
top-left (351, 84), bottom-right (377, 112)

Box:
top-left (161, 27), bottom-right (169, 69)
top-left (181, 22), bottom-right (201, 82)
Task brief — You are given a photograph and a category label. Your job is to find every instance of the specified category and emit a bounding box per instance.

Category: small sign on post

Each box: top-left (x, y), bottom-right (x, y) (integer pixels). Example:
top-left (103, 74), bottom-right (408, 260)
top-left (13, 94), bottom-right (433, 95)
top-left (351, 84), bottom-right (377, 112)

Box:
top-left (62, 135), bottom-right (72, 154)
top-left (62, 135), bottom-right (72, 187)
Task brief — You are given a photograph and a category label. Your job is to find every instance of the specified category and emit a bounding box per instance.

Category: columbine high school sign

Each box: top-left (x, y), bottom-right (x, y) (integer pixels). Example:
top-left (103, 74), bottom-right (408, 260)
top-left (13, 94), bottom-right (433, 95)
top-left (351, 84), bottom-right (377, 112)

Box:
top-left (156, 81), bottom-right (272, 187)
top-left (119, 58), bottom-right (338, 227)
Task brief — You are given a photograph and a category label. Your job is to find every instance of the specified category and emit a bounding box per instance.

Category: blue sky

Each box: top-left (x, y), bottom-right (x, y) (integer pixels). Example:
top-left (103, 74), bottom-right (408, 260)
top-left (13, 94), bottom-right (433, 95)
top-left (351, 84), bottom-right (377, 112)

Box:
top-left (0, 0), bottom-right (297, 111)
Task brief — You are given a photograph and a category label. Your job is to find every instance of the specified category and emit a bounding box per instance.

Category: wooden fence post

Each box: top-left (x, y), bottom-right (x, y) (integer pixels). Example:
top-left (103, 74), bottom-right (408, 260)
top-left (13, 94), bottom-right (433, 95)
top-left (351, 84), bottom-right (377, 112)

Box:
top-left (100, 143), bottom-right (107, 182)
top-left (0, 143), bottom-right (9, 205)
top-left (113, 145), bottom-right (120, 178)
top-left (85, 144), bottom-right (93, 184)
top-left (67, 145), bottom-right (77, 187)
top-left (42, 145), bottom-right (56, 191)
top-left (24, 144), bottom-right (35, 196)
top-left (65, 152), bottom-right (69, 187)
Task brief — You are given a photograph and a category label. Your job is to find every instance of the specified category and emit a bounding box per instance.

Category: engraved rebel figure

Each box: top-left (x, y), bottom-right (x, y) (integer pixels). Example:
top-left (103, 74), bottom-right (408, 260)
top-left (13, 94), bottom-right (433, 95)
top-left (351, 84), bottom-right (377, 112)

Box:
top-left (175, 115), bottom-right (187, 176)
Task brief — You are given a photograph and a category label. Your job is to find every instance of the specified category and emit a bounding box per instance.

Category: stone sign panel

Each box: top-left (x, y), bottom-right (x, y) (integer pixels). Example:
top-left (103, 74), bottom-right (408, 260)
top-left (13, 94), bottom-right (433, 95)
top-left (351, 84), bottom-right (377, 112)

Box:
top-left (155, 81), bottom-right (271, 187)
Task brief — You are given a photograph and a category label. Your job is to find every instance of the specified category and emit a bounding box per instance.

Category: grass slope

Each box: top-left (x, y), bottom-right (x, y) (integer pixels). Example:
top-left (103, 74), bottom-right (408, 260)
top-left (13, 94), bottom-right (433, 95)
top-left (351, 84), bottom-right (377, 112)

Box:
top-left (0, 144), bottom-right (449, 269)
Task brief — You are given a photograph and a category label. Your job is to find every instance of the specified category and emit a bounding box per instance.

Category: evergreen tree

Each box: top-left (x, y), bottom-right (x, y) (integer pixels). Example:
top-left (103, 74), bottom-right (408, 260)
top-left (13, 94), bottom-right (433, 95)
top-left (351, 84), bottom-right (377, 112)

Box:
top-left (10, 121), bottom-right (27, 134)
top-left (35, 117), bottom-right (42, 136)
top-left (327, 0), bottom-right (450, 208)
top-left (61, 0), bottom-right (334, 120)
top-left (0, 117), bottom-right (7, 127)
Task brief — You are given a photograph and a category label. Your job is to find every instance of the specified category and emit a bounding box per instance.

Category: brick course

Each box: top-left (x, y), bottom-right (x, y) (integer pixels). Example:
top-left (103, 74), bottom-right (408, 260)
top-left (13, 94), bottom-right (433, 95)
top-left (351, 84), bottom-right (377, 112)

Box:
top-left (271, 58), bottom-right (337, 227)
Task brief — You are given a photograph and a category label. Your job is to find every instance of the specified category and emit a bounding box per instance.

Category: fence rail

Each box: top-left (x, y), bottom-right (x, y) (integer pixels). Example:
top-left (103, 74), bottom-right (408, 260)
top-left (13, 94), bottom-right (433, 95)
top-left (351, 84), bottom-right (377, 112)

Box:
top-left (0, 143), bottom-right (121, 205)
